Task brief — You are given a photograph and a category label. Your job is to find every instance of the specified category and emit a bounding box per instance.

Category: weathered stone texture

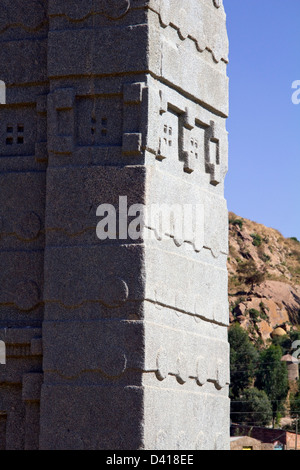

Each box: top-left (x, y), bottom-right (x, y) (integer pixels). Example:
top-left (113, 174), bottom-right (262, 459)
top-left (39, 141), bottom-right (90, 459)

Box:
top-left (0, 0), bottom-right (229, 450)
top-left (0, 0), bottom-right (48, 449)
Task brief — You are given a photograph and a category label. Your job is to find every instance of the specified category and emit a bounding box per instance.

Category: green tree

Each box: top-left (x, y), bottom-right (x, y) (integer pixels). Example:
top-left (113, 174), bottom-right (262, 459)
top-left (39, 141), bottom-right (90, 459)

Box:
top-left (229, 323), bottom-right (259, 399)
top-left (231, 387), bottom-right (273, 426)
top-left (229, 218), bottom-right (244, 230)
top-left (255, 345), bottom-right (289, 427)
top-left (272, 330), bottom-right (300, 356)
top-left (237, 259), bottom-right (266, 294)
top-left (290, 380), bottom-right (300, 419)
top-left (251, 233), bottom-right (263, 247)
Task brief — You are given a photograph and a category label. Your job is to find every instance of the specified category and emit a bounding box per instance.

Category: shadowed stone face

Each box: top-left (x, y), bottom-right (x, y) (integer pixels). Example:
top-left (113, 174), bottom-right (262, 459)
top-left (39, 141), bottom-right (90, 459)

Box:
top-left (0, 0), bottom-right (47, 31)
top-left (0, 0), bottom-right (229, 450)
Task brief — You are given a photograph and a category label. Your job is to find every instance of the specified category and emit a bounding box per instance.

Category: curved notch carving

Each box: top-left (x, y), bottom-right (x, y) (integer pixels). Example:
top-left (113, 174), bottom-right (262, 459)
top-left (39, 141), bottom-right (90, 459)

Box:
top-left (49, 0), bottom-right (130, 22)
top-left (0, 0), bottom-right (47, 33)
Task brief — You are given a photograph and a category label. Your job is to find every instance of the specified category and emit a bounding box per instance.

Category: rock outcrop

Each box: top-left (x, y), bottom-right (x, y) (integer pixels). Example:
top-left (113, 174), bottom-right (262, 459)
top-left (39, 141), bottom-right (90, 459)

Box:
top-left (228, 213), bottom-right (300, 343)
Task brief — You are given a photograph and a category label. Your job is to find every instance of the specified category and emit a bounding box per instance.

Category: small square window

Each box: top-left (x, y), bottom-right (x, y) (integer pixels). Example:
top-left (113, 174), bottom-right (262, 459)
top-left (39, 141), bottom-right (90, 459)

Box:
top-left (6, 137), bottom-right (13, 145)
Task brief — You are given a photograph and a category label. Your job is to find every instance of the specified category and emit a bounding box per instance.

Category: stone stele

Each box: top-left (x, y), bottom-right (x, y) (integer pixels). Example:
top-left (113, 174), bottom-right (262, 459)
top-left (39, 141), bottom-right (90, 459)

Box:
top-left (0, 0), bottom-right (230, 450)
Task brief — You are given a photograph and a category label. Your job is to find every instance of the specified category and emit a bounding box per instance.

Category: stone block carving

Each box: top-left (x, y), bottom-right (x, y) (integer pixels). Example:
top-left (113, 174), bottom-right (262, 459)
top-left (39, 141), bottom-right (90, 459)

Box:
top-left (205, 120), bottom-right (228, 186)
top-left (48, 0), bottom-right (131, 21)
top-left (0, 106), bottom-right (36, 157)
top-left (48, 88), bottom-right (75, 155)
top-left (0, 0), bottom-right (47, 450)
top-left (22, 373), bottom-right (43, 402)
top-left (158, 110), bottom-right (179, 161)
top-left (76, 96), bottom-right (123, 148)
top-left (122, 132), bottom-right (142, 155)
top-left (35, 95), bottom-right (48, 163)
top-left (157, 0), bottom-right (228, 63)
top-left (0, 0), bottom-right (47, 33)
top-left (0, 0), bottom-right (229, 450)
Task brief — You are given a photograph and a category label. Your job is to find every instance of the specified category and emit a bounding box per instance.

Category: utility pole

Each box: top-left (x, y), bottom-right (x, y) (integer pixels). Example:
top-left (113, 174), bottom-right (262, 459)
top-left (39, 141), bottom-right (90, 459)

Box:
top-left (296, 414), bottom-right (298, 451)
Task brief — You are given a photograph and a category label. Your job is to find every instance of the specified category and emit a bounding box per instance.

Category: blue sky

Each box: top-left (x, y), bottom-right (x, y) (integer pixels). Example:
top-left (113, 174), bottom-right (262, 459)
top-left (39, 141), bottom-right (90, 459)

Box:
top-left (223, 0), bottom-right (300, 240)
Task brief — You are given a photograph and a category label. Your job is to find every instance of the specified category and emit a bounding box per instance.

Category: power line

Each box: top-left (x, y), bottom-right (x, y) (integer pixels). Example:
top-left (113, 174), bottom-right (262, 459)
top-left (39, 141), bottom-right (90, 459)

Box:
top-left (231, 399), bottom-right (296, 404)
top-left (230, 411), bottom-right (299, 414)
top-left (230, 367), bottom-right (291, 373)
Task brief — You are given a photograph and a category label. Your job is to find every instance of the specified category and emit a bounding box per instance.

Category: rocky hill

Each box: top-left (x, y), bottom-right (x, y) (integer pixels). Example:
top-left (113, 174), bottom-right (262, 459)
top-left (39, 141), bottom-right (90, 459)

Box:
top-left (228, 212), bottom-right (300, 344)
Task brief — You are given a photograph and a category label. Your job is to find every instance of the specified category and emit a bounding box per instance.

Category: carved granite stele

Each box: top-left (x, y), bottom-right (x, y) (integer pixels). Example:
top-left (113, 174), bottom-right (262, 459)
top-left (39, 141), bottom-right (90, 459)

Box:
top-left (0, 0), bottom-right (230, 450)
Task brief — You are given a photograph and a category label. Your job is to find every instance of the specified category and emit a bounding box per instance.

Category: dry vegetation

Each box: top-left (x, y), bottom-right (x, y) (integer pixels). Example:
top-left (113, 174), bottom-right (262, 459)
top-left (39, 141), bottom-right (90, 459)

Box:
top-left (228, 213), bottom-right (300, 344)
top-left (228, 212), bottom-right (300, 291)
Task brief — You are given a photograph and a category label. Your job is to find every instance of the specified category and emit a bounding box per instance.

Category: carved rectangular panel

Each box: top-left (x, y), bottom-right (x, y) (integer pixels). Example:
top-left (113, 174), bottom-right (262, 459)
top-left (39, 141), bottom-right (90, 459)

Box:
top-left (158, 109), bottom-right (179, 160)
top-left (48, 88), bottom-right (74, 155)
top-left (0, 105), bottom-right (36, 157)
top-left (182, 123), bottom-right (206, 173)
top-left (76, 96), bottom-right (123, 148)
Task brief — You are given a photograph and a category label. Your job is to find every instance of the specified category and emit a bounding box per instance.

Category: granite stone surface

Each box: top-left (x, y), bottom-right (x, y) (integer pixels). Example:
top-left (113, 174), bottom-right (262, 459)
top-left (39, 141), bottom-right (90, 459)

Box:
top-left (0, 0), bottom-right (229, 450)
